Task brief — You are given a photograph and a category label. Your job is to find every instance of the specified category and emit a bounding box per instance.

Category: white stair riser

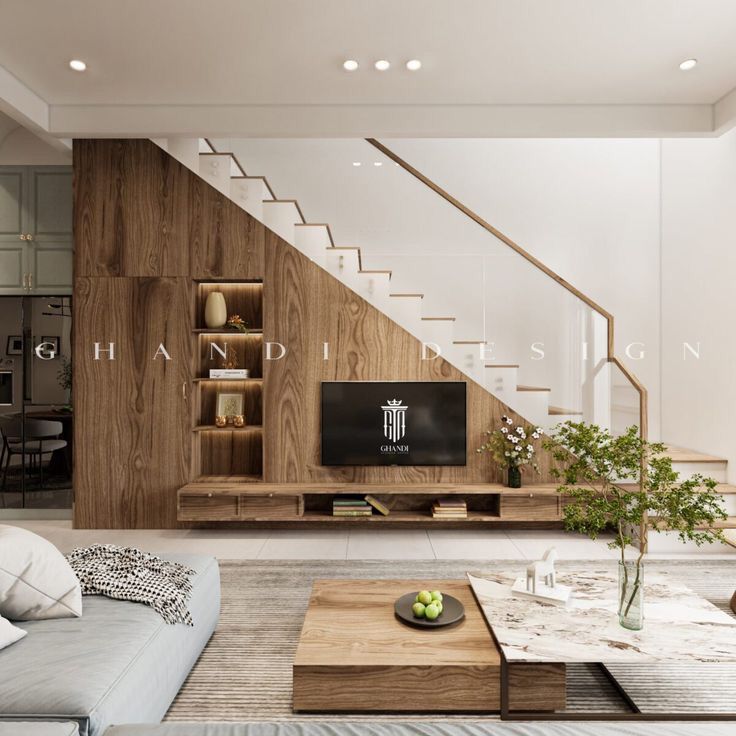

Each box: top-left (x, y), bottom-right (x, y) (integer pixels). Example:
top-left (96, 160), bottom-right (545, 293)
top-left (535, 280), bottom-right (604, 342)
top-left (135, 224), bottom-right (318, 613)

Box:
top-left (720, 495), bottom-right (736, 516)
top-left (671, 462), bottom-right (728, 483)
top-left (510, 392), bottom-right (550, 427)
top-left (421, 321), bottom-right (455, 351)
top-left (324, 250), bottom-right (361, 287)
top-left (484, 367), bottom-right (519, 401)
top-left (199, 154), bottom-right (233, 195)
top-left (356, 274), bottom-right (391, 308)
top-left (294, 228), bottom-right (331, 266)
top-left (163, 138), bottom-right (201, 172)
top-left (387, 298), bottom-right (423, 335)
top-left (262, 202), bottom-right (299, 245)
top-left (447, 345), bottom-right (484, 383)
top-left (230, 179), bottom-right (266, 220)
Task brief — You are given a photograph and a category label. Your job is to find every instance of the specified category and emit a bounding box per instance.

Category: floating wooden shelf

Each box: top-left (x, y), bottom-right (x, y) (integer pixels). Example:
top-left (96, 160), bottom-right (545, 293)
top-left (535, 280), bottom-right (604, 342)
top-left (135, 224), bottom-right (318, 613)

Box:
top-left (192, 377), bottom-right (263, 383)
top-left (191, 474), bottom-right (263, 483)
top-left (192, 329), bottom-right (263, 335)
top-left (193, 424), bottom-right (263, 433)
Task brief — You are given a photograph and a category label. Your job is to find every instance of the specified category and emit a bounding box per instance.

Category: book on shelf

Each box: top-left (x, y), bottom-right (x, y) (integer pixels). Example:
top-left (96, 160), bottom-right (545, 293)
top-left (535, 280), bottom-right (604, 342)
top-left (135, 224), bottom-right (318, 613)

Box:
top-left (333, 509), bottom-right (373, 517)
top-left (364, 495), bottom-right (390, 516)
top-left (209, 369), bottom-right (250, 379)
top-left (435, 497), bottom-right (467, 509)
top-left (431, 502), bottom-right (468, 518)
top-left (333, 498), bottom-right (370, 507)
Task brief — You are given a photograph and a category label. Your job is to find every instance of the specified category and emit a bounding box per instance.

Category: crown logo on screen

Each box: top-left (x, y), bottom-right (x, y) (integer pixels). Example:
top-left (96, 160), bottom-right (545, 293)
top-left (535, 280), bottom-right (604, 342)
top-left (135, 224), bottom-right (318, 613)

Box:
top-left (386, 399), bottom-right (403, 406)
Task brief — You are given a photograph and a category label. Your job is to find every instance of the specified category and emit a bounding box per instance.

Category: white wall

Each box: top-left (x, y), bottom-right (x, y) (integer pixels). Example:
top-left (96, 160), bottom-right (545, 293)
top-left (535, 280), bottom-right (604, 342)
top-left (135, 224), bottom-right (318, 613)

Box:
top-left (661, 129), bottom-right (736, 483)
top-left (0, 111), bottom-right (71, 165)
top-left (226, 137), bottom-right (661, 437)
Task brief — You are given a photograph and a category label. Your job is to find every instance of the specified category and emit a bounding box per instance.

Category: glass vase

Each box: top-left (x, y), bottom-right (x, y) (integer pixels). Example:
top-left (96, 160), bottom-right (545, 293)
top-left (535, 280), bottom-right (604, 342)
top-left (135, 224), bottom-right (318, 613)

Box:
top-left (507, 466), bottom-right (522, 488)
top-left (618, 560), bottom-right (644, 630)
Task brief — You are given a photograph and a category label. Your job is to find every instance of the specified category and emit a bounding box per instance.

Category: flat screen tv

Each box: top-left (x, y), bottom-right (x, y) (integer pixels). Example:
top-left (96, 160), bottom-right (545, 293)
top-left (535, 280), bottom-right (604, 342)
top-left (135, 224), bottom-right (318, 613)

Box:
top-left (321, 381), bottom-right (466, 466)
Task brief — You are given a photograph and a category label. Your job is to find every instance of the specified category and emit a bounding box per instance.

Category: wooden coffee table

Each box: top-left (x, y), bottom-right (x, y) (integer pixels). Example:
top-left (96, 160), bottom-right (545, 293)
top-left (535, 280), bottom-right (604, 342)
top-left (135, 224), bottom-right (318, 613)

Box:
top-left (292, 579), bottom-right (565, 713)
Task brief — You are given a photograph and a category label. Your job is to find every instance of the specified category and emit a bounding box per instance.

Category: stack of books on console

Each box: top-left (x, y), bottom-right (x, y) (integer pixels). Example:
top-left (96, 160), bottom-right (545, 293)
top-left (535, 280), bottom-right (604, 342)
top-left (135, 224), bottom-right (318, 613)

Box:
top-left (332, 498), bottom-right (373, 517)
top-left (431, 498), bottom-right (468, 519)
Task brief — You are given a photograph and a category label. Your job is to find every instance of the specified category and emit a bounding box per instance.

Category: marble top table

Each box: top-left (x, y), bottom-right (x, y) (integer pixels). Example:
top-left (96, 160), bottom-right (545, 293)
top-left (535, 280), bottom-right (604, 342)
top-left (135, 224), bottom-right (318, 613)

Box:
top-left (468, 569), bottom-right (736, 664)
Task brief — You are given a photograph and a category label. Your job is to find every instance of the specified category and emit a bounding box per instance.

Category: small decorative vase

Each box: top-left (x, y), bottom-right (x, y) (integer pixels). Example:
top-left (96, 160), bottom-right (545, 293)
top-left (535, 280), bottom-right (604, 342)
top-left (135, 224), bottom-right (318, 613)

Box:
top-left (215, 415), bottom-right (227, 428)
top-left (618, 560), bottom-right (644, 630)
top-left (507, 466), bottom-right (522, 488)
top-left (233, 414), bottom-right (245, 428)
top-left (204, 292), bottom-right (227, 328)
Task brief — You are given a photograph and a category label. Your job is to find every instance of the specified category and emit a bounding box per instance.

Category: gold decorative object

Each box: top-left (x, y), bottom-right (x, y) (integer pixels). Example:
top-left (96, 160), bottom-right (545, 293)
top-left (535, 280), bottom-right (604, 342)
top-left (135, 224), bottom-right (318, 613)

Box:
top-left (233, 414), bottom-right (245, 428)
top-left (215, 415), bottom-right (227, 428)
top-left (222, 344), bottom-right (238, 370)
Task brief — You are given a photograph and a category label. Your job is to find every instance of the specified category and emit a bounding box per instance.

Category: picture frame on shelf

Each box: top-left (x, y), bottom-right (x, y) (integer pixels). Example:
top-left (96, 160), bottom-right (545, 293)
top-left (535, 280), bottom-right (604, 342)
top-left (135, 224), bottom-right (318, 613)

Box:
top-left (6, 336), bottom-right (22, 356)
top-left (215, 391), bottom-right (244, 422)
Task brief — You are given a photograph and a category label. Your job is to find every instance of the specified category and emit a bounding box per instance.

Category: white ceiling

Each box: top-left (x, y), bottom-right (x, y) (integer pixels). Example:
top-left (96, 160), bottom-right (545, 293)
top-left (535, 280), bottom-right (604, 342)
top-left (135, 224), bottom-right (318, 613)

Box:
top-left (0, 0), bottom-right (735, 137)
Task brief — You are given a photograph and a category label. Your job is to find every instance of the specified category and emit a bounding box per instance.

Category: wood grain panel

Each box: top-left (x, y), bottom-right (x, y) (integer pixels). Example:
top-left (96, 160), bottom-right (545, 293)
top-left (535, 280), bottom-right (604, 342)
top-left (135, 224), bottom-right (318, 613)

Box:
top-left (188, 173), bottom-right (265, 279)
top-left (198, 428), bottom-right (263, 477)
top-left (73, 140), bottom-right (190, 277)
top-left (501, 495), bottom-right (560, 520)
top-left (240, 494), bottom-right (301, 519)
top-left (179, 493), bottom-right (239, 521)
top-left (263, 231), bottom-right (558, 485)
top-left (73, 277), bottom-right (192, 528)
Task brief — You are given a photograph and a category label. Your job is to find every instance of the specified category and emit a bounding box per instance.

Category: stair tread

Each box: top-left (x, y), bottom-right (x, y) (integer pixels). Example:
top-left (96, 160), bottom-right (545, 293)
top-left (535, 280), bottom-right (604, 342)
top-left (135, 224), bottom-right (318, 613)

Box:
top-left (548, 406), bottom-right (583, 415)
top-left (390, 293), bottom-right (424, 298)
top-left (421, 317), bottom-right (456, 321)
top-left (453, 340), bottom-right (486, 345)
top-left (661, 445), bottom-right (727, 464)
top-left (517, 385), bottom-right (551, 392)
top-left (485, 363), bottom-right (519, 368)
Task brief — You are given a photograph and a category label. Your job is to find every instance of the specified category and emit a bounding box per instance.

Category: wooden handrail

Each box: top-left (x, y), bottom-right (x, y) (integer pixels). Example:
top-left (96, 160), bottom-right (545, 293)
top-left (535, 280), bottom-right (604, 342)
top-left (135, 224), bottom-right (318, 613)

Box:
top-left (366, 137), bottom-right (648, 441)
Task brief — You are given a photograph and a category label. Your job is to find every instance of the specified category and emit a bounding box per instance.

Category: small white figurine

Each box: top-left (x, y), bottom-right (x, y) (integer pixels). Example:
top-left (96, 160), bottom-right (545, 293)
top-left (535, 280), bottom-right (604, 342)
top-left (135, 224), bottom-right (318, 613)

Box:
top-left (526, 547), bottom-right (557, 593)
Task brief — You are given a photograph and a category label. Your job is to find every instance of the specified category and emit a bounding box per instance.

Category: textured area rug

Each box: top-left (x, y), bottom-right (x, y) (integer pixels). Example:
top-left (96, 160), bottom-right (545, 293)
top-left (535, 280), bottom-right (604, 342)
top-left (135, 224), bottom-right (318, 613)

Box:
top-left (166, 560), bottom-right (736, 722)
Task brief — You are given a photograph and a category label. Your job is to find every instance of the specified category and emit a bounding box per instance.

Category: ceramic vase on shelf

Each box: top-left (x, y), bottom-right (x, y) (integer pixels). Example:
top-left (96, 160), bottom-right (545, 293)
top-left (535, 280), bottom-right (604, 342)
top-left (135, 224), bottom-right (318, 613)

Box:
top-left (204, 291), bottom-right (227, 329)
top-left (618, 560), bottom-right (644, 630)
top-left (507, 466), bottom-right (522, 488)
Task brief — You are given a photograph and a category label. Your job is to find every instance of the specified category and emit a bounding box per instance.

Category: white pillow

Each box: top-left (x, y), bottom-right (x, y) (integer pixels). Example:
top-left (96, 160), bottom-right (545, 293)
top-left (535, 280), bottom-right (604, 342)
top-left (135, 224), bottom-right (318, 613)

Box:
top-left (0, 525), bottom-right (82, 620)
top-left (0, 614), bottom-right (26, 650)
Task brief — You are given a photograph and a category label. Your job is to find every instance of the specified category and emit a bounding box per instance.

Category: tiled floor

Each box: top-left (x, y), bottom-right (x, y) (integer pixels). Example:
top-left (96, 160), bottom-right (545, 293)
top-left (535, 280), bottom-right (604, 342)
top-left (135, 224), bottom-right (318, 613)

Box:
top-left (5, 519), bottom-right (736, 561)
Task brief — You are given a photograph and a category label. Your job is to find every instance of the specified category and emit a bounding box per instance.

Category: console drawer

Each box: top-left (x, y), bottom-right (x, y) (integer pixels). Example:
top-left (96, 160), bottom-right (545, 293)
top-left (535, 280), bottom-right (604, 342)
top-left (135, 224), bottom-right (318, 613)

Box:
top-left (179, 493), bottom-right (239, 521)
top-left (240, 494), bottom-right (302, 519)
top-left (501, 495), bottom-right (560, 520)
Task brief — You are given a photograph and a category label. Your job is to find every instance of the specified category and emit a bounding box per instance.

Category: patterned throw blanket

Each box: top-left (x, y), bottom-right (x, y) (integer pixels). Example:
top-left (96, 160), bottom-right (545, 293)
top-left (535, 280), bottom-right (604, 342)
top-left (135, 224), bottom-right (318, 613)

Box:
top-left (66, 545), bottom-right (196, 625)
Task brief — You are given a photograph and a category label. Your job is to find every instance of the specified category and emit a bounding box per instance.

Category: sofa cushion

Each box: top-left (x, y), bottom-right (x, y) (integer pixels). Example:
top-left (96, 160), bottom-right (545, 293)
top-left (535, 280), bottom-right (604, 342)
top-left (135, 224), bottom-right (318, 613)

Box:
top-left (0, 614), bottom-right (26, 650)
top-left (0, 525), bottom-right (82, 620)
top-left (0, 723), bottom-right (79, 736)
top-left (0, 554), bottom-right (219, 736)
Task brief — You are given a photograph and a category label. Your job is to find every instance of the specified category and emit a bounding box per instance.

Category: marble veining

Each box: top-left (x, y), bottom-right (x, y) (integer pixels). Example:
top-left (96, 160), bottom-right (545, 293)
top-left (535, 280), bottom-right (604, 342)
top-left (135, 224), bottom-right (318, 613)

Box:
top-left (468, 568), bottom-right (736, 663)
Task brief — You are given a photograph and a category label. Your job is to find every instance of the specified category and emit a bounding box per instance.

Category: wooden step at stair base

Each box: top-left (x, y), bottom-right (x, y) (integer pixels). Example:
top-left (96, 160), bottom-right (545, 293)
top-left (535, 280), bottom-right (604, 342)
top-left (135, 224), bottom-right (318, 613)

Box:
top-left (661, 445), bottom-right (727, 464)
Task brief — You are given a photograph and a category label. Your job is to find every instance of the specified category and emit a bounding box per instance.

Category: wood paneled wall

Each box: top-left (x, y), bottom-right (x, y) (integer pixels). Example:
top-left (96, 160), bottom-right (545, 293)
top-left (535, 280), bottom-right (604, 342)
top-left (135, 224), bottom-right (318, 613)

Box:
top-left (74, 139), bottom-right (557, 529)
top-left (262, 232), bottom-right (557, 485)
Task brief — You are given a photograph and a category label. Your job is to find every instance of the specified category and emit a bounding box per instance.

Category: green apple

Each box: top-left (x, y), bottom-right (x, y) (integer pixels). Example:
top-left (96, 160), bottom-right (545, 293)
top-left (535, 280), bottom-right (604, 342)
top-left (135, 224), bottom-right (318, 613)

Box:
top-left (416, 590), bottom-right (433, 606)
top-left (430, 591), bottom-right (443, 602)
top-left (432, 600), bottom-right (443, 614)
top-left (412, 602), bottom-right (426, 618)
top-left (425, 603), bottom-right (440, 620)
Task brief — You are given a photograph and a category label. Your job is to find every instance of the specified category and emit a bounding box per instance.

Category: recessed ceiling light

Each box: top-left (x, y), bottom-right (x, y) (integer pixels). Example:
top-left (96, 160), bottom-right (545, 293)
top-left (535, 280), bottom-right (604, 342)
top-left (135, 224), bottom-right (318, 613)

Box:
top-left (374, 162), bottom-right (383, 167)
top-left (343, 59), bottom-right (359, 71)
top-left (679, 58), bottom-right (697, 71)
top-left (374, 59), bottom-right (390, 71)
top-left (352, 162), bottom-right (361, 167)
top-left (69, 59), bottom-right (87, 72)
top-left (406, 59), bottom-right (422, 71)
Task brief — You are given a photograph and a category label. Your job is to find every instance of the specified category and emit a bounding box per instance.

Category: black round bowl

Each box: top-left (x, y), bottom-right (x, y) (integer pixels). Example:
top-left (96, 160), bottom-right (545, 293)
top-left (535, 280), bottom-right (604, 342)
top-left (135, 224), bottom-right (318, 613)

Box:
top-left (394, 592), bottom-right (465, 629)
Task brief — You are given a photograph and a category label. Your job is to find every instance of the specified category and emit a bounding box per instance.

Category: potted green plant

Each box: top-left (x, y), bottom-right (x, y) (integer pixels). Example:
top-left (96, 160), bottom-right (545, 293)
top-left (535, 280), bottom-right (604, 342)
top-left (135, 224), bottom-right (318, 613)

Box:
top-left (477, 415), bottom-right (542, 488)
top-left (545, 422), bottom-right (726, 630)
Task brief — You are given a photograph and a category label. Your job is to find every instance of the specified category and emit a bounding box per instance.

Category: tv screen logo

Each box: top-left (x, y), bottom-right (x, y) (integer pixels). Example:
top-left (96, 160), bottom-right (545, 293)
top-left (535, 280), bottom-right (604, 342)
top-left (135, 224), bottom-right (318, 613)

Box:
top-left (381, 400), bottom-right (409, 455)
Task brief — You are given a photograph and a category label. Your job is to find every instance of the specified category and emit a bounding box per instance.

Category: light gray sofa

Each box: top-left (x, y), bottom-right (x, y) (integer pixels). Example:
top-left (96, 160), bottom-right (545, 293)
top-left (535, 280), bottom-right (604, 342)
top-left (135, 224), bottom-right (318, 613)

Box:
top-left (103, 723), bottom-right (736, 736)
top-left (0, 555), bottom-right (219, 736)
top-left (0, 724), bottom-right (79, 736)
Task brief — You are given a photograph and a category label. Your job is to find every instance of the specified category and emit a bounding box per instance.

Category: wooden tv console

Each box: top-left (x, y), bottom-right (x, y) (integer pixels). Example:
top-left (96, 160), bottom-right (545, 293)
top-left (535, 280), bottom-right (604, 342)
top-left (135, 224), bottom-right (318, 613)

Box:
top-left (176, 481), bottom-right (567, 525)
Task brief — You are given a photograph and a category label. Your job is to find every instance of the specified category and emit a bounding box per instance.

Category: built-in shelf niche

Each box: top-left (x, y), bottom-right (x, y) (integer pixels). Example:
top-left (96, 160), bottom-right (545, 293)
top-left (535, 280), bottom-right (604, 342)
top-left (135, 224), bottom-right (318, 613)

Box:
top-left (192, 279), bottom-right (265, 484)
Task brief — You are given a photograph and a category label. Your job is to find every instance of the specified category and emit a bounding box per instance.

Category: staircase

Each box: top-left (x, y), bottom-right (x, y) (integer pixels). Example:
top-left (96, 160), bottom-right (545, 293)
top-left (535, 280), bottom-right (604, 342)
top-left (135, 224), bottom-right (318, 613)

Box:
top-left (155, 137), bottom-right (584, 431)
top-left (154, 136), bottom-right (735, 540)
